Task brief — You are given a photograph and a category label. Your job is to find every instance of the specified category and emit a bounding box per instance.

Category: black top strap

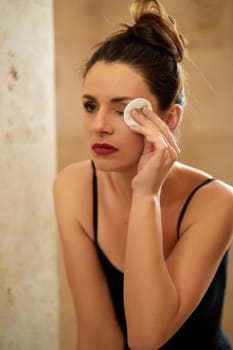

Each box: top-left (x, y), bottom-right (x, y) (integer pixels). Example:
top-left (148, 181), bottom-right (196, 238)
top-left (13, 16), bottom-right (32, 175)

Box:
top-left (177, 178), bottom-right (215, 237)
top-left (91, 160), bottom-right (98, 242)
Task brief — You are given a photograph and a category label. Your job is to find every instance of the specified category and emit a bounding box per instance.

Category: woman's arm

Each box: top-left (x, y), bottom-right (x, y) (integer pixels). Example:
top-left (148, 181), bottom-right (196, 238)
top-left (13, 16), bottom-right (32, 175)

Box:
top-left (124, 192), bottom-right (178, 350)
top-left (125, 183), bottom-right (233, 350)
top-left (123, 109), bottom-right (233, 350)
top-left (53, 163), bottom-right (124, 350)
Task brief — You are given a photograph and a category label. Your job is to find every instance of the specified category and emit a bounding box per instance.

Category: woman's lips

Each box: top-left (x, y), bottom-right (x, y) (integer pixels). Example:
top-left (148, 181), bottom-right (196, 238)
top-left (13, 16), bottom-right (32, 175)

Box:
top-left (92, 143), bottom-right (119, 156)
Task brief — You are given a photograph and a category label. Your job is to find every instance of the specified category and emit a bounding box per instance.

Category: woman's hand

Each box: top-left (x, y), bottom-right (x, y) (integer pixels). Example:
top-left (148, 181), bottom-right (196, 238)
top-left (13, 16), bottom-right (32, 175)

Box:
top-left (129, 107), bottom-right (180, 195)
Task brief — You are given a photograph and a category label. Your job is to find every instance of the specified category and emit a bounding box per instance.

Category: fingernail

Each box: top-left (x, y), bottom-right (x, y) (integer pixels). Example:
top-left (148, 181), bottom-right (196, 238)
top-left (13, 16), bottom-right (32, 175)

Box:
top-left (135, 107), bottom-right (145, 117)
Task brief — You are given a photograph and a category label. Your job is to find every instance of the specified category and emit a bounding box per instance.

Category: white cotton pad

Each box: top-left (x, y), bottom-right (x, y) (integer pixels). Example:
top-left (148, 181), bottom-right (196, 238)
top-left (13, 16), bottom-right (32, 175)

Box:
top-left (123, 98), bottom-right (153, 126)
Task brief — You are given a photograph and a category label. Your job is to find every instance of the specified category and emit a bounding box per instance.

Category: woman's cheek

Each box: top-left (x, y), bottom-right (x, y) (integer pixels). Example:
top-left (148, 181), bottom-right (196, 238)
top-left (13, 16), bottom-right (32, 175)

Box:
top-left (125, 132), bottom-right (144, 159)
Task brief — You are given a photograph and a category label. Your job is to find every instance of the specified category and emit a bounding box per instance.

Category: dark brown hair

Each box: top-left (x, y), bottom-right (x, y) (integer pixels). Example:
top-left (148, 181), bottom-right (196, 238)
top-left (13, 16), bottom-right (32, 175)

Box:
top-left (83, 0), bottom-right (186, 111)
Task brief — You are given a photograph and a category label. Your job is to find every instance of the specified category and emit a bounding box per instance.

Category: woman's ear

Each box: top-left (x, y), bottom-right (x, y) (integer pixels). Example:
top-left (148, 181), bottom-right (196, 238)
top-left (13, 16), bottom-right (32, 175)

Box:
top-left (163, 104), bottom-right (183, 132)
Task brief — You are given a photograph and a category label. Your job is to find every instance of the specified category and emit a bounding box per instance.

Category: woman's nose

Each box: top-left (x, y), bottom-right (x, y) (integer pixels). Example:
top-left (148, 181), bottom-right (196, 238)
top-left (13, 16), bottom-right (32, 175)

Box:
top-left (93, 109), bottom-right (113, 134)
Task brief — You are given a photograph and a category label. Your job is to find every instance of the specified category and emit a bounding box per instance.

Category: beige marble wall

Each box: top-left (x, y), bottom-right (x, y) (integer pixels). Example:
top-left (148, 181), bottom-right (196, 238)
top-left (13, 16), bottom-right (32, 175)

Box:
top-left (54, 0), bottom-right (233, 349)
top-left (0, 1), bottom-right (59, 349)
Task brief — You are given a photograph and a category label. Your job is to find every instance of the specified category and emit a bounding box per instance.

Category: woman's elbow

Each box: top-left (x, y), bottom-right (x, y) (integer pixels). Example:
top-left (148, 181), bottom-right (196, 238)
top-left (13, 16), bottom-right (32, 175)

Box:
top-left (127, 310), bottom-right (178, 350)
top-left (127, 325), bottom-right (167, 350)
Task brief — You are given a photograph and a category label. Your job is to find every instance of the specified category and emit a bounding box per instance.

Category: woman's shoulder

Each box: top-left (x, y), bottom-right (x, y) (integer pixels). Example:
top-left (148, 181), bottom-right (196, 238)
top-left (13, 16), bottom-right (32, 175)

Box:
top-left (176, 162), bottom-right (233, 218)
top-left (53, 160), bottom-right (95, 238)
top-left (53, 160), bottom-right (93, 216)
top-left (54, 159), bottom-right (93, 191)
top-left (175, 162), bottom-right (233, 243)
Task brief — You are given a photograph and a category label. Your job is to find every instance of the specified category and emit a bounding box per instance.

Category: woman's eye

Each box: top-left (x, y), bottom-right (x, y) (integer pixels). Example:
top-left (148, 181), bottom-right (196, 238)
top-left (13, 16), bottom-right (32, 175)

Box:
top-left (116, 110), bottom-right (124, 116)
top-left (83, 101), bottom-right (97, 113)
top-left (116, 111), bottom-right (124, 116)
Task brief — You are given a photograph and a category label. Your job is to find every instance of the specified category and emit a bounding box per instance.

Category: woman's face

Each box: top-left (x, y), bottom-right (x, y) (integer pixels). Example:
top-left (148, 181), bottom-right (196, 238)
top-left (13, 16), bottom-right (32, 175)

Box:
top-left (82, 61), bottom-right (160, 172)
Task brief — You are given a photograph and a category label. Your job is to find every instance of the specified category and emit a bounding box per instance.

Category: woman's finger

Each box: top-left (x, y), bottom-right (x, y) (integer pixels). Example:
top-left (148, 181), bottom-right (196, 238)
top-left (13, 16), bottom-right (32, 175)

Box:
top-left (130, 108), bottom-right (180, 153)
top-left (145, 133), bottom-right (179, 162)
top-left (143, 108), bottom-right (180, 152)
top-left (130, 123), bottom-right (180, 157)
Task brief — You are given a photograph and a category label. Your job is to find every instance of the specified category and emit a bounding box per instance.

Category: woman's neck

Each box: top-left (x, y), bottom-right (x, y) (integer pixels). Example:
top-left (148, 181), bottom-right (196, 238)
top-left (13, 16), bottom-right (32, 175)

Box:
top-left (106, 166), bottom-right (137, 203)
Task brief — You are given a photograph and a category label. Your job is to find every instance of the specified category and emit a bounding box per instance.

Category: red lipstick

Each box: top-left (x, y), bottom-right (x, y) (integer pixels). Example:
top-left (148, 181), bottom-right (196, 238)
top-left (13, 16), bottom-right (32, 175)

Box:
top-left (92, 143), bottom-right (119, 156)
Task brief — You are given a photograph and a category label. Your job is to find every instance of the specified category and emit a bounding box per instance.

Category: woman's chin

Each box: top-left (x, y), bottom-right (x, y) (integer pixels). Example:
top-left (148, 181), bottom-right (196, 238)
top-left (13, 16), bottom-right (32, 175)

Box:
top-left (92, 157), bottom-right (138, 174)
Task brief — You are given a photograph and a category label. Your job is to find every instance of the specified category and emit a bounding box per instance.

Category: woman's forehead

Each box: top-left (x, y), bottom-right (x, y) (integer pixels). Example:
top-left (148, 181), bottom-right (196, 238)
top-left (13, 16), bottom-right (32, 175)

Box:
top-left (83, 61), bottom-right (152, 98)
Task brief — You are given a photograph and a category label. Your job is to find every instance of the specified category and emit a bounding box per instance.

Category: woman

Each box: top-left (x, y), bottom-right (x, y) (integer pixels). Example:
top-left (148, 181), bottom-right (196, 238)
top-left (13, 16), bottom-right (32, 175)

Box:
top-left (53, 0), bottom-right (233, 349)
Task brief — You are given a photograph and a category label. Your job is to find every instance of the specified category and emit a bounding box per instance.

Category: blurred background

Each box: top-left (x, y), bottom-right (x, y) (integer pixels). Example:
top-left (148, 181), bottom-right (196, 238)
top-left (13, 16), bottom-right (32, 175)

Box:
top-left (0, 0), bottom-right (232, 349)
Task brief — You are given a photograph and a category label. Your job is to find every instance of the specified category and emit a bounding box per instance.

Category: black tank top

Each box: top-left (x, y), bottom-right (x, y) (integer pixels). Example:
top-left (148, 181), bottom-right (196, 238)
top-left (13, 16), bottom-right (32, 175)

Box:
top-left (91, 161), bottom-right (231, 350)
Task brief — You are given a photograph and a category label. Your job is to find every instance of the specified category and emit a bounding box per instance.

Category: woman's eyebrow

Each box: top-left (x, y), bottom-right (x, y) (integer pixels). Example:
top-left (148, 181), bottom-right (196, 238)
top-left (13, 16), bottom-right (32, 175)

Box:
top-left (82, 94), bottom-right (134, 103)
top-left (110, 96), bottom-right (134, 103)
top-left (82, 94), bottom-right (96, 100)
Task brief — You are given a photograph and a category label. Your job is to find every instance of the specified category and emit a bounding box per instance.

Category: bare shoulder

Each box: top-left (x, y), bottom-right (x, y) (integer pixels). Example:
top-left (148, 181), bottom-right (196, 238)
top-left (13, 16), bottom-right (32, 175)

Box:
top-left (53, 160), bottom-right (94, 239)
top-left (54, 160), bottom-right (92, 189)
top-left (176, 162), bottom-right (233, 240)
top-left (201, 178), bottom-right (233, 218)
top-left (53, 160), bottom-right (94, 204)
top-left (177, 161), bottom-right (233, 198)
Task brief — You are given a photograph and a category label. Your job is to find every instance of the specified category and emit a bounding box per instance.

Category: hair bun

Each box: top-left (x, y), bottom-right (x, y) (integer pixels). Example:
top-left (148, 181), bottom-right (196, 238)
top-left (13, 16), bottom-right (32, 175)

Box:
top-left (129, 0), bottom-right (186, 63)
